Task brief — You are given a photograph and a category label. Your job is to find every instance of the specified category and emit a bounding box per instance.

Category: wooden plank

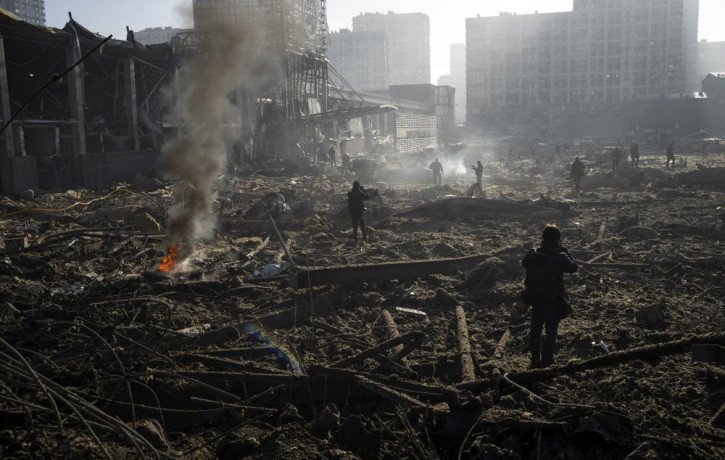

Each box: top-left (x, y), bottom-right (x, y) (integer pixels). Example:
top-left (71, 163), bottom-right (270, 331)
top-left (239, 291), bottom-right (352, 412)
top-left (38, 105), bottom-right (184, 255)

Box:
top-left (494, 329), bottom-right (511, 359)
top-left (455, 305), bottom-right (476, 383)
top-left (331, 331), bottom-right (424, 369)
top-left (459, 332), bottom-right (725, 393)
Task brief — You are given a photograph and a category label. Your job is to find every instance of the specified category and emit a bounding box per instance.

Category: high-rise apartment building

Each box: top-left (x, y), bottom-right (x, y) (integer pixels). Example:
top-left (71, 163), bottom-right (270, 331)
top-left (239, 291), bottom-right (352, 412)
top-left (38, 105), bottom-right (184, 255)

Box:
top-left (0, 0), bottom-right (45, 26)
top-left (134, 27), bottom-right (192, 46)
top-left (697, 40), bottom-right (725, 86)
top-left (328, 29), bottom-right (387, 92)
top-left (192, 0), bottom-right (326, 52)
top-left (353, 12), bottom-right (430, 86)
top-left (467, 0), bottom-right (699, 123)
top-left (450, 44), bottom-right (466, 123)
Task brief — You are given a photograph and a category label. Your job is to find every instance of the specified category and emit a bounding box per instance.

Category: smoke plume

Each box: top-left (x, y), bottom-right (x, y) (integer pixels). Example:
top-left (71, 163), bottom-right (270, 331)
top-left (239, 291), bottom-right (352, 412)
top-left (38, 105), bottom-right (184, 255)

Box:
top-left (160, 25), bottom-right (279, 260)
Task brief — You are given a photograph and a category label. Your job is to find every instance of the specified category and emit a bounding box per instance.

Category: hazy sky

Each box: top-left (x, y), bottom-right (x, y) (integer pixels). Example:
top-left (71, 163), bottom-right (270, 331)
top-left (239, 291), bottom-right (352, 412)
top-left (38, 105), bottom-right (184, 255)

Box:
top-left (46, 0), bottom-right (725, 83)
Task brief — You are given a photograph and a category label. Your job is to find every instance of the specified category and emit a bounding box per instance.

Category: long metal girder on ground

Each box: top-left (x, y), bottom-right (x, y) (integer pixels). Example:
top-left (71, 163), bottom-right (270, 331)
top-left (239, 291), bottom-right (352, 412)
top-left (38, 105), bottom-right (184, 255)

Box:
top-left (288, 253), bottom-right (492, 288)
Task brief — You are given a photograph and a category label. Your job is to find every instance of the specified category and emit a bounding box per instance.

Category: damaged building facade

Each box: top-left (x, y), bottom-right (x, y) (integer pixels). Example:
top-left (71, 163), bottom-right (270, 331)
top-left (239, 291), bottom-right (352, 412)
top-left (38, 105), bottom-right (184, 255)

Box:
top-left (0, 0), bottom-right (457, 195)
top-left (466, 0), bottom-right (705, 137)
top-left (0, 11), bottom-right (175, 195)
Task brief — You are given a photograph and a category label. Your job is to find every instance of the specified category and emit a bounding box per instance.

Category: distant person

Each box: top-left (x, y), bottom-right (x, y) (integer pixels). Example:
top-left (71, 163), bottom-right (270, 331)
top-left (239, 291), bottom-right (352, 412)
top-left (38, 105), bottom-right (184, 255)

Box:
top-left (471, 161), bottom-right (484, 186)
top-left (521, 225), bottom-right (578, 369)
top-left (328, 146), bottom-right (337, 168)
top-left (630, 143), bottom-right (640, 168)
top-left (341, 152), bottom-right (351, 170)
top-left (666, 143), bottom-right (675, 169)
top-left (570, 157), bottom-right (585, 192)
top-left (347, 181), bottom-right (370, 243)
top-left (612, 145), bottom-right (623, 170)
top-left (429, 158), bottom-right (444, 185)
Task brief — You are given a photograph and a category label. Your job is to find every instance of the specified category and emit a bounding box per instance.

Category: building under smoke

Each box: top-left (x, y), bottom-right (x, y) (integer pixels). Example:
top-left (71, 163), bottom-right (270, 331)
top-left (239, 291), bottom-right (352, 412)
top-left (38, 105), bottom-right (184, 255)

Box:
top-left (183, 0), bottom-right (331, 161)
top-left (134, 27), bottom-right (192, 46)
top-left (0, 0), bottom-right (44, 26)
top-left (352, 12), bottom-right (431, 87)
top-left (449, 44), bottom-right (466, 124)
top-left (192, 0), bottom-right (328, 53)
top-left (697, 39), bottom-right (725, 83)
top-left (328, 29), bottom-right (388, 93)
top-left (467, 0), bottom-right (700, 133)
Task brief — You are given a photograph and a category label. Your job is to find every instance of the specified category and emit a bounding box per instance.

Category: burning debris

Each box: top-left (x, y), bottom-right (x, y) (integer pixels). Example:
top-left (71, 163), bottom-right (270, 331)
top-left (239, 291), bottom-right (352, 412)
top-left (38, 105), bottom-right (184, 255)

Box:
top-left (158, 244), bottom-right (179, 273)
top-left (160, 25), bottom-right (281, 265)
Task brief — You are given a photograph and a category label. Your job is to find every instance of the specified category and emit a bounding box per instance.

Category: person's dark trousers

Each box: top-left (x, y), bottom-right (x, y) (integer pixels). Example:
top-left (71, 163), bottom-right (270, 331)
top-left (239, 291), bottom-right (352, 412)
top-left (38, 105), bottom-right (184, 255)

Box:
top-left (352, 216), bottom-right (367, 242)
top-left (433, 173), bottom-right (441, 185)
top-left (530, 304), bottom-right (560, 367)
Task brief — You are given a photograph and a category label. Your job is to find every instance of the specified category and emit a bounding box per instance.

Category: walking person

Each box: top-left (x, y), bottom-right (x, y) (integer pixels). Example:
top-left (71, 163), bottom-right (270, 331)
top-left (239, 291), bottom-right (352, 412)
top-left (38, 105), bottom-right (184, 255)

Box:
top-left (630, 143), bottom-right (640, 168)
top-left (429, 158), bottom-right (444, 185)
top-left (666, 143), bottom-right (675, 169)
top-left (570, 157), bottom-right (585, 192)
top-left (471, 161), bottom-right (484, 186)
top-left (347, 181), bottom-right (370, 243)
top-left (521, 225), bottom-right (578, 368)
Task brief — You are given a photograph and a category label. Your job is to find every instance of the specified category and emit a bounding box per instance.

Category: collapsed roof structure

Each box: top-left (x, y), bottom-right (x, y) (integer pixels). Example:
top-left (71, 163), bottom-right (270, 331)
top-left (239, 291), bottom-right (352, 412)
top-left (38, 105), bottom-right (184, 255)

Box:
top-left (0, 1), bottom-right (453, 196)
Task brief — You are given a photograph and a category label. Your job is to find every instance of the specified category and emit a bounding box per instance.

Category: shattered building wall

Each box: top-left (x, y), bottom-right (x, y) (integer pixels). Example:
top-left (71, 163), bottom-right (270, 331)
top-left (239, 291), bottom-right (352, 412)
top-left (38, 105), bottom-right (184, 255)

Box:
top-left (467, 0), bottom-right (700, 132)
top-left (188, 0), bottom-right (330, 161)
top-left (0, 11), bottom-right (175, 194)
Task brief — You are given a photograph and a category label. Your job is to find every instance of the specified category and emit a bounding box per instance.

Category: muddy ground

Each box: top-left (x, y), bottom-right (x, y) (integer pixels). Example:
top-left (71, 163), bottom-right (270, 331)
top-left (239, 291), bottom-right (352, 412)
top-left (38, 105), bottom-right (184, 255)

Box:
top-left (0, 139), bottom-right (724, 459)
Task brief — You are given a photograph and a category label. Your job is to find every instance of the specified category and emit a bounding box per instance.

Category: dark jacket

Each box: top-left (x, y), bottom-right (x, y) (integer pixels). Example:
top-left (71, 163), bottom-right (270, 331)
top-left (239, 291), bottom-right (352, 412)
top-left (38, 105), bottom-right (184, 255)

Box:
top-left (571, 159), bottom-right (585, 178)
top-left (473, 163), bottom-right (483, 179)
top-left (522, 240), bottom-right (578, 301)
top-left (347, 187), bottom-right (369, 218)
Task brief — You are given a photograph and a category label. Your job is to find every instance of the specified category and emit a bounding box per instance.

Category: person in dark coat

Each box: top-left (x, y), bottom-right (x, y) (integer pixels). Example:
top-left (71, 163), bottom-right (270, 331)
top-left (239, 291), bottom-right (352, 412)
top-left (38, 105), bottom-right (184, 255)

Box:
top-left (522, 225), bottom-right (578, 368)
top-left (347, 181), bottom-right (370, 242)
top-left (666, 143), bottom-right (675, 169)
top-left (570, 157), bottom-right (585, 192)
top-left (429, 158), bottom-right (444, 185)
top-left (630, 143), bottom-right (640, 168)
top-left (328, 146), bottom-right (337, 168)
top-left (612, 145), bottom-right (623, 170)
top-left (471, 161), bottom-right (484, 186)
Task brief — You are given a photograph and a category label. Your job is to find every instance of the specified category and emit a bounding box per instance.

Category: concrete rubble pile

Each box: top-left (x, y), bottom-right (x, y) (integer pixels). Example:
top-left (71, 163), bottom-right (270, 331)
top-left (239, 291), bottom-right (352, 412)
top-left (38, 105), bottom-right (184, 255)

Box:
top-left (0, 141), bottom-right (724, 459)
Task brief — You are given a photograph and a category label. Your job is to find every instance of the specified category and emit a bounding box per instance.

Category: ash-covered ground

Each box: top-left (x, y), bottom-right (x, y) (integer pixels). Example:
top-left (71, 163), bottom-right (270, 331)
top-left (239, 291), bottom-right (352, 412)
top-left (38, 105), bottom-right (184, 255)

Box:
top-left (1, 138), bottom-right (724, 459)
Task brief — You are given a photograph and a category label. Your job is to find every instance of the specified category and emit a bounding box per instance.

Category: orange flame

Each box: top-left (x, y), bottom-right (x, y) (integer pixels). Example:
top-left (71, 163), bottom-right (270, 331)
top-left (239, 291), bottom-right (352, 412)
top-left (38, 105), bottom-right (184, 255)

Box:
top-left (158, 245), bottom-right (179, 273)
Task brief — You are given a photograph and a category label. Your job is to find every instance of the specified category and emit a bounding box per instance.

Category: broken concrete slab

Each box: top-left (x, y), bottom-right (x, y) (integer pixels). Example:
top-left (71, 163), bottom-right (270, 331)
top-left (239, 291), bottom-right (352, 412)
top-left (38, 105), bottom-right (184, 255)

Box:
top-left (395, 197), bottom-right (563, 221)
top-left (635, 304), bottom-right (667, 329)
top-left (675, 167), bottom-right (725, 188)
top-left (620, 226), bottom-right (659, 241)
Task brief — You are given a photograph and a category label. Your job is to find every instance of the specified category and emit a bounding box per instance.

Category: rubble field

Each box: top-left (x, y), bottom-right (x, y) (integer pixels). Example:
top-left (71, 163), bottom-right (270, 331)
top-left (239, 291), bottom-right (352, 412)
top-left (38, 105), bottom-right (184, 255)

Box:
top-left (0, 142), bottom-right (724, 459)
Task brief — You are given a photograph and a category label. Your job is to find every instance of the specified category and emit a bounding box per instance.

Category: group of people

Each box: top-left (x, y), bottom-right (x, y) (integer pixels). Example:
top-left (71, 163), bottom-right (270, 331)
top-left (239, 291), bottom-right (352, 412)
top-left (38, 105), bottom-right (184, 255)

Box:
top-left (571, 141), bottom-right (681, 191)
top-left (427, 158), bottom-right (485, 186)
top-left (611, 142), bottom-right (643, 171)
